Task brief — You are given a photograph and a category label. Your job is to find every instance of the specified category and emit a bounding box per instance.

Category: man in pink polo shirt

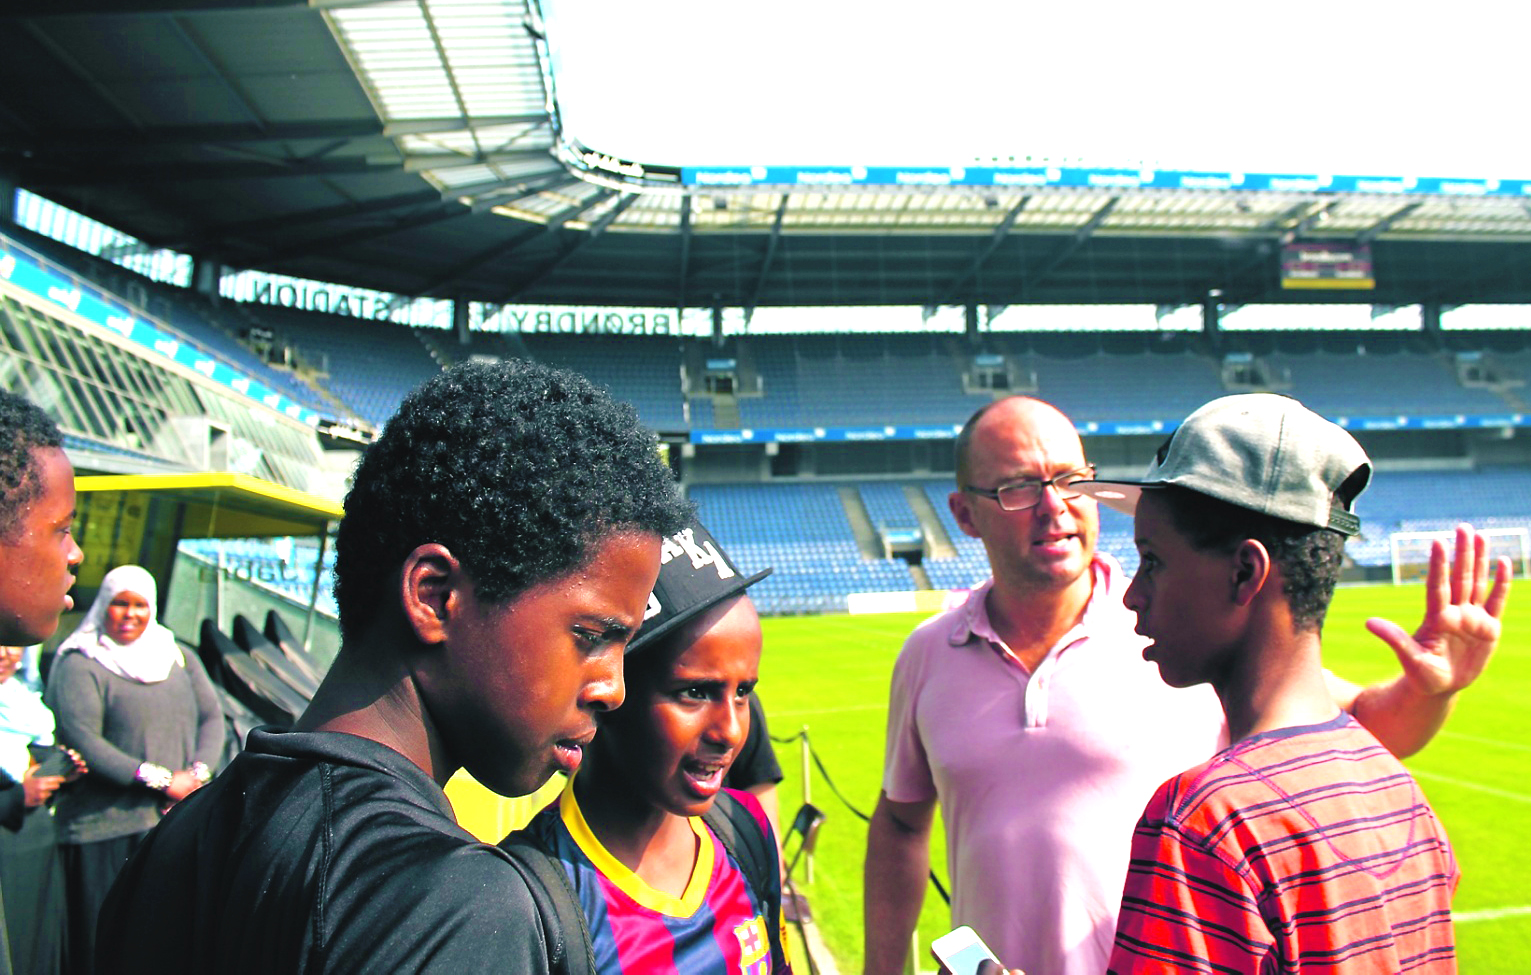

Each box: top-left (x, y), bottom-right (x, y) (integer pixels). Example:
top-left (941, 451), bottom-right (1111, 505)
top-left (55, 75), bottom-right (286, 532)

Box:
top-left (862, 396), bottom-right (1498, 975)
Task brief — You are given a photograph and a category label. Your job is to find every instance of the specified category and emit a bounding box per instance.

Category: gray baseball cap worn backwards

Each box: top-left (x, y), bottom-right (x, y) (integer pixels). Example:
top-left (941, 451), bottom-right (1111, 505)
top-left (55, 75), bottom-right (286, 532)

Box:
top-left (1074, 393), bottom-right (1373, 535)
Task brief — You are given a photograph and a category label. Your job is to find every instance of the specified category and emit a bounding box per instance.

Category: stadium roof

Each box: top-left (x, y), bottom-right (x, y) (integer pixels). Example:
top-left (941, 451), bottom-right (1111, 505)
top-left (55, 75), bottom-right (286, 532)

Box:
top-left (3, 0), bottom-right (1530, 311)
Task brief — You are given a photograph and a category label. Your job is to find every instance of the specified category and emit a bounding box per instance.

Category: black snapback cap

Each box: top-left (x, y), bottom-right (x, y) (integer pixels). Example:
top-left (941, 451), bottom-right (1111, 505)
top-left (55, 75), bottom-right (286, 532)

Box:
top-left (627, 516), bottom-right (771, 655)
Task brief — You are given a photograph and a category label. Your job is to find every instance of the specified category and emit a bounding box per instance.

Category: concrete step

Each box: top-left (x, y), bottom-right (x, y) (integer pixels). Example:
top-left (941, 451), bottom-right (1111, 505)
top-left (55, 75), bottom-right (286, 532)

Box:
top-left (908, 562), bottom-right (933, 590)
top-left (838, 485), bottom-right (884, 560)
top-left (905, 483), bottom-right (957, 559)
top-left (711, 396), bottom-right (741, 428)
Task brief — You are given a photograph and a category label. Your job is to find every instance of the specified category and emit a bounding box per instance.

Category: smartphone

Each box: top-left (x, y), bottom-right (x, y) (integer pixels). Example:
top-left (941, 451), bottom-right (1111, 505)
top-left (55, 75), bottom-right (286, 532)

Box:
top-left (28, 744), bottom-right (73, 778)
top-left (930, 925), bottom-right (1001, 975)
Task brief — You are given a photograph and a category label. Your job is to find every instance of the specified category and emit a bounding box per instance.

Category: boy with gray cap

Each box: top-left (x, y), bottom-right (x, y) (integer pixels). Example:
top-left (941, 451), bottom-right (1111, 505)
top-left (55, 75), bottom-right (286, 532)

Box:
top-left (1073, 393), bottom-right (1510, 973)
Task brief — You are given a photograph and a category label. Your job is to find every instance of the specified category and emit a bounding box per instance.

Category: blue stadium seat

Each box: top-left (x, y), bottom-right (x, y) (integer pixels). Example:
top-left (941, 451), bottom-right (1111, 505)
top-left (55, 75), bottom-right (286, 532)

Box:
top-left (253, 307), bottom-right (442, 426)
top-left (690, 482), bottom-right (917, 613)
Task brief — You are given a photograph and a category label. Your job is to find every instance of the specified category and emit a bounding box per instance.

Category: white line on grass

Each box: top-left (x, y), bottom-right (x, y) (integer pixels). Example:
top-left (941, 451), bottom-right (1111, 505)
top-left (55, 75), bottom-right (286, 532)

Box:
top-left (1437, 730), bottom-right (1531, 754)
top-left (1456, 905), bottom-right (1531, 925)
top-left (1411, 770), bottom-right (1531, 805)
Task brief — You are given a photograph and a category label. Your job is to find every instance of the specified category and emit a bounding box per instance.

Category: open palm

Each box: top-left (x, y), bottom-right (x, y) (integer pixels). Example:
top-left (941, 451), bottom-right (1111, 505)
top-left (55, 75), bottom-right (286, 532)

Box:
top-left (1366, 523), bottom-right (1511, 696)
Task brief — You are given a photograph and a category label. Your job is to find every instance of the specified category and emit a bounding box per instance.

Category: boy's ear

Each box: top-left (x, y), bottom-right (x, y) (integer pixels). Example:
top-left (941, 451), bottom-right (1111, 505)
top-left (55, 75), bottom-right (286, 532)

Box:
top-left (1229, 539), bottom-right (1272, 607)
top-left (400, 543), bottom-right (460, 646)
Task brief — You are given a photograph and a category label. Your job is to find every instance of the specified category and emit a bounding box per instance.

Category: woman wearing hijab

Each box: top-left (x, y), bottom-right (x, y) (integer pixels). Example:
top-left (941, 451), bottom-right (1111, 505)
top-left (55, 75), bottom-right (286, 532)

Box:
top-left (0, 644), bottom-right (83, 975)
top-left (44, 566), bottom-right (223, 975)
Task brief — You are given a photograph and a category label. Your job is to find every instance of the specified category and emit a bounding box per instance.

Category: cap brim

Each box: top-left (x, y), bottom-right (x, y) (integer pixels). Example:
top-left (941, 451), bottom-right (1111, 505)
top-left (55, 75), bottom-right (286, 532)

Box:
top-left (1072, 480), bottom-right (1150, 518)
top-left (626, 567), bottom-right (773, 655)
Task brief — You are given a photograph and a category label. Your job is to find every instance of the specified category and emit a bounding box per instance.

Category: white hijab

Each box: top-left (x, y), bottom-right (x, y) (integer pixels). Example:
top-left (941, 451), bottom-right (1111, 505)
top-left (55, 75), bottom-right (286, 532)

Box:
top-left (57, 565), bottom-right (185, 684)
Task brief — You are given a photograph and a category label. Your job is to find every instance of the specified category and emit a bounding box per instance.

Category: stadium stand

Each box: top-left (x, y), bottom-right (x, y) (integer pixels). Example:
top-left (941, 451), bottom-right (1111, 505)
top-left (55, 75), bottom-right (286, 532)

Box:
top-left (1344, 467), bottom-right (1531, 568)
top-left (2, 227), bottom-right (328, 413)
top-left (731, 334), bottom-right (991, 430)
top-left (1026, 351), bottom-right (1228, 424)
top-left (254, 307), bottom-right (443, 427)
top-left (170, 455), bottom-right (1531, 623)
top-left (1263, 350), bottom-right (1512, 416)
top-left (688, 395), bottom-right (716, 429)
top-left (520, 333), bottom-right (687, 431)
top-left (728, 335), bottom-right (801, 429)
top-left (858, 481), bottom-right (921, 533)
top-left (677, 330), bottom-right (1531, 435)
top-left (83, 297), bottom-right (1524, 617)
top-left (10, 216), bottom-right (1531, 624)
top-left (402, 329), bottom-right (689, 431)
top-left (689, 482), bottom-right (917, 614)
top-left (916, 479), bottom-right (995, 592)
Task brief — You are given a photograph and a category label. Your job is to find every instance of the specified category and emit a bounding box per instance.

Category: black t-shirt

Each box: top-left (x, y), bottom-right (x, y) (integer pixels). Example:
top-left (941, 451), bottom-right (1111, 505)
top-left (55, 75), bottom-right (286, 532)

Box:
top-left (724, 694), bottom-right (784, 792)
top-left (96, 728), bottom-right (554, 975)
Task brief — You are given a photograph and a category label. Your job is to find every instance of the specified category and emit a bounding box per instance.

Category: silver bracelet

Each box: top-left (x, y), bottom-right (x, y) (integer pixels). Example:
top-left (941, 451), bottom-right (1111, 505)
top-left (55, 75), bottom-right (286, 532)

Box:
top-left (136, 763), bottom-right (173, 792)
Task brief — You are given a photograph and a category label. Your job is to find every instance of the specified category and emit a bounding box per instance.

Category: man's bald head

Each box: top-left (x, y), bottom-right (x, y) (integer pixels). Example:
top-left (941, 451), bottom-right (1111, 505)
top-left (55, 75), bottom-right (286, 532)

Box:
top-left (955, 396), bottom-right (1083, 487)
top-left (949, 396), bottom-right (1098, 597)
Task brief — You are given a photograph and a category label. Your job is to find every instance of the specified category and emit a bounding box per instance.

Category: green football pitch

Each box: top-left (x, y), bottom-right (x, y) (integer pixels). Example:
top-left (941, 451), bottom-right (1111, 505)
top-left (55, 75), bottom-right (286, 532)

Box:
top-left (760, 581), bottom-right (1530, 973)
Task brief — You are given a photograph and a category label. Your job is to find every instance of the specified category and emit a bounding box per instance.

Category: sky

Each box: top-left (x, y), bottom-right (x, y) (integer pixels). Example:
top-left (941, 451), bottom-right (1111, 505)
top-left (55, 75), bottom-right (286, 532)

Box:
top-left (541, 0), bottom-right (1527, 179)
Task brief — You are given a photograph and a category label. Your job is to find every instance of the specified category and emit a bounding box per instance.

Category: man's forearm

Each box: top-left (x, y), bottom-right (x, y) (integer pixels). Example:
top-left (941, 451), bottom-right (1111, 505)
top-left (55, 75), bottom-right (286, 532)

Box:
top-left (863, 804), bottom-right (932, 975)
top-left (1351, 675), bottom-right (1453, 759)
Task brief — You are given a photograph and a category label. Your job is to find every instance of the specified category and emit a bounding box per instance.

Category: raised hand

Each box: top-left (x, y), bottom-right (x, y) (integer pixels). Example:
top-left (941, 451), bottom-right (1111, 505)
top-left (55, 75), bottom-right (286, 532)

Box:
top-left (1365, 523), bottom-right (1511, 697)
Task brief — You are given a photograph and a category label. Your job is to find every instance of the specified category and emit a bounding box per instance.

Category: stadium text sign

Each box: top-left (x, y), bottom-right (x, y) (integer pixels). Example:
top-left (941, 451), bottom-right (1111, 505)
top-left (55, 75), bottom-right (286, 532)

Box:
top-left (493, 307), bottom-right (676, 335)
top-left (246, 279), bottom-right (394, 320)
top-left (683, 165), bottom-right (1531, 199)
top-left (240, 275), bottom-right (678, 335)
top-left (1281, 244), bottom-right (1375, 290)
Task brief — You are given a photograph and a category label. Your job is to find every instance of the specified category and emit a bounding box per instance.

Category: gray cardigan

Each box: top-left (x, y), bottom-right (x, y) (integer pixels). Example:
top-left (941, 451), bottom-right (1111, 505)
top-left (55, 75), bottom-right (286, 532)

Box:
top-left (44, 651), bottom-right (224, 845)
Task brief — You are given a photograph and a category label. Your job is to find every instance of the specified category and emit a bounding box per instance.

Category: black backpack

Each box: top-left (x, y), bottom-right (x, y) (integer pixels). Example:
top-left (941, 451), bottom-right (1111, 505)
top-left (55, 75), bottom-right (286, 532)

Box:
top-left (501, 790), bottom-right (789, 975)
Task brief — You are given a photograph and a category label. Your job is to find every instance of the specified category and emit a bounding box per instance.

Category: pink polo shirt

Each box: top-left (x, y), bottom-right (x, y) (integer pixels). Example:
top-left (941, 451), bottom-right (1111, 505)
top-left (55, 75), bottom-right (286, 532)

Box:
top-left (882, 556), bottom-right (1226, 975)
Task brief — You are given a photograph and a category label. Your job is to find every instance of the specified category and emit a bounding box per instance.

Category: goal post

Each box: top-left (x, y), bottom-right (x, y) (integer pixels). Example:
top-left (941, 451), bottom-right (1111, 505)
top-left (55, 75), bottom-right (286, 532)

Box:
top-left (1389, 527), bottom-right (1531, 585)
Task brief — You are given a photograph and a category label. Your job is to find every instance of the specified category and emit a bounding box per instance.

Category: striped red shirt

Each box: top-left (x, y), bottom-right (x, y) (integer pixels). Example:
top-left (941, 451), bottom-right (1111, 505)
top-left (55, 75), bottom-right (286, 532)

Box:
top-left (1109, 711), bottom-right (1457, 973)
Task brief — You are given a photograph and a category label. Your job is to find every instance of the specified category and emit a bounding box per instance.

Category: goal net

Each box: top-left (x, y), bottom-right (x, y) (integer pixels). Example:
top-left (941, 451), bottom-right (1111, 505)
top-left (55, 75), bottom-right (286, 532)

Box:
top-left (1389, 527), bottom-right (1531, 585)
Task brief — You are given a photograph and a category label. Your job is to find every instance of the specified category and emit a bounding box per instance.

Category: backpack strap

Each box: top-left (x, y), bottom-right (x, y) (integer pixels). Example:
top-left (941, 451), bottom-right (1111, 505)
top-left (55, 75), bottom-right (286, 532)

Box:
top-left (500, 833), bottom-right (598, 975)
top-left (703, 790), bottom-right (789, 973)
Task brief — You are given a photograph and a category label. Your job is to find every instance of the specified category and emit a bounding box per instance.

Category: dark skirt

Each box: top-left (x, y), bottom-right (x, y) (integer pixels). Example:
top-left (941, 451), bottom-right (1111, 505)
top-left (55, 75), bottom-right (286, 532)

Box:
top-left (0, 808), bottom-right (65, 975)
top-left (59, 833), bottom-right (144, 975)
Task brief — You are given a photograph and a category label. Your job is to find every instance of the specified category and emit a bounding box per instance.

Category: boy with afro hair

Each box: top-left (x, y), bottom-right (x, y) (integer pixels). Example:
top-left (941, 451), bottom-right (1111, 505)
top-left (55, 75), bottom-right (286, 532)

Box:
top-left (97, 360), bottom-right (692, 974)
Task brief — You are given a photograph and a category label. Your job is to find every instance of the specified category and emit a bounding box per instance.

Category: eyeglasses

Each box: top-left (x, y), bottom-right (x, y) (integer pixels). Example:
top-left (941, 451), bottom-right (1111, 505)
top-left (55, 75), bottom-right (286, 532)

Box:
top-left (964, 466), bottom-right (1097, 511)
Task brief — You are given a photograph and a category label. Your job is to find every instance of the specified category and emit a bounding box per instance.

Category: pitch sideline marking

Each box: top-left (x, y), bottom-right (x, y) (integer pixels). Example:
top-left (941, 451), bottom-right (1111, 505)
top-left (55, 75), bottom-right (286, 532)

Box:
top-left (1436, 730), bottom-right (1531, 754)
top-left (1456, 905), bottom-right (1531, 925)
top-left (1411, 770), bottom-right (1531, 805)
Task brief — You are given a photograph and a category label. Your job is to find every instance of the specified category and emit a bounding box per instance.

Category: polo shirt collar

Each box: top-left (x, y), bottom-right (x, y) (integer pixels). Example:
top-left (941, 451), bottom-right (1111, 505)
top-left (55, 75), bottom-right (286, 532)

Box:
top-left (947, 553), bottom-right (1130, 654)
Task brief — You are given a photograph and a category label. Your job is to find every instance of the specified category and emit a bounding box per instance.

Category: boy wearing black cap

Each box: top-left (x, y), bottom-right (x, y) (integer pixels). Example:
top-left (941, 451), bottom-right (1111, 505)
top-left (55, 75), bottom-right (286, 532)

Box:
top-left (509, 517), bottom-right (789, 974)
top-left (1073, 394), bottom-right (1510, 973)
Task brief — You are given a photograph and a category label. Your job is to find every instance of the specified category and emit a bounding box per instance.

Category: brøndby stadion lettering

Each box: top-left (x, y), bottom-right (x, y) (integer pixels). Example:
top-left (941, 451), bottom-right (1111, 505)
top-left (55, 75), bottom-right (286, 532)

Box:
top-left (241, 279), bottom-right (678, 335)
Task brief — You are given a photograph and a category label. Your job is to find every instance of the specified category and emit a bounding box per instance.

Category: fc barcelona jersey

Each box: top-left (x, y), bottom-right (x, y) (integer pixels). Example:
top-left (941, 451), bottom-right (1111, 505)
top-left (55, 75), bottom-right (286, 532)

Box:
top-left (523, 785), bottom-right (779, 975)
